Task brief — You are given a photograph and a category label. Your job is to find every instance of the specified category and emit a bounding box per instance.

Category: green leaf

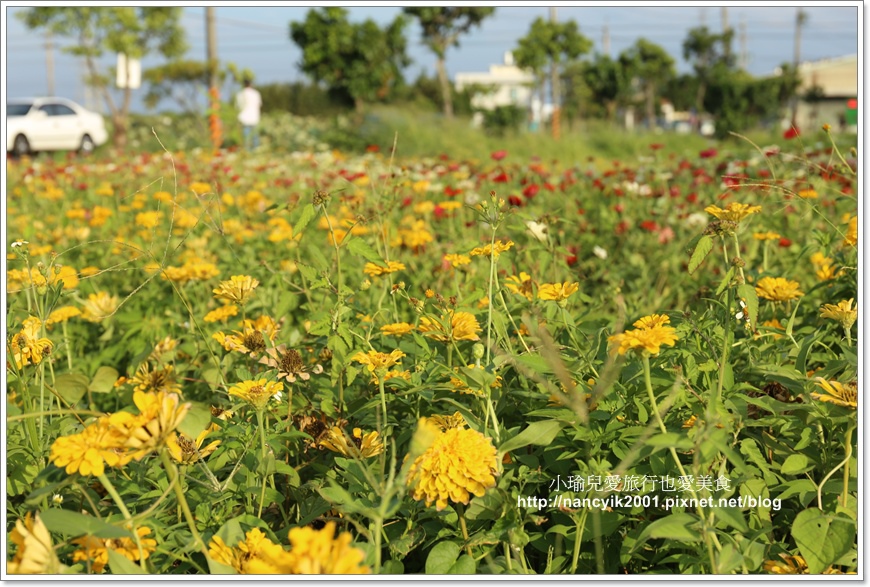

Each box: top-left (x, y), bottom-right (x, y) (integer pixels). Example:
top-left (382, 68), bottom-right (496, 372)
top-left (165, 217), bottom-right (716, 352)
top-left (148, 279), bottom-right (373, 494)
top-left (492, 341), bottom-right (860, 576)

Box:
top-left (498, 420), bottom-right (566, 454)
top-left (425, 541), bottom-right (460, 574)
top-left (780, 454), bottom-right (813, 476)
top-left (292, 203), bottom-right (317, 236)
top-left (344, 237), bottom-right (384, 263)
top-left (381, 560), bottom-right (404, 574)
top-left (107, 548), bottom-right (144, 574)
top-left (448, 554), bottom-right (476, 574)
top-left (715, 266), bottom-right (736, 296)
top-left (89, 366), bottom-right (119, 393)
top-left (645, 432), bottom-right (694, 450)
top-left (736, 283), bottom-right (758, 329)
top-left (791, 509), bottom-right (856, 574)
top-left (176, 401), bottom-right (212, 440)
top-left (688, 235), bottom-right (714, 274)
top-left (634, 513), bottom-right (702, 549)
top-left (54, 373), bottom-right (90, 404)
top-left (40, 510), bottom-right (133, 539)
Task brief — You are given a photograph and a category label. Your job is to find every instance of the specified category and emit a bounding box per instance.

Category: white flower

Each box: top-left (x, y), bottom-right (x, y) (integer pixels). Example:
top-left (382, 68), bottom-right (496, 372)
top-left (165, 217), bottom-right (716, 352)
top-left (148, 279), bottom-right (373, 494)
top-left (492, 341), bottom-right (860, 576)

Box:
top-left (11, 240), bottom-right (29, 248)
top-left (593, 246), bottom-right (608, 260)
top-left (272, 390), bottom-right (283, 402)
top-left (525, 220), bottom-right (548, 242)
top-left (52, 494), bottom-right (64, 506)
top-left (685, 212), bottom-right (709, 228)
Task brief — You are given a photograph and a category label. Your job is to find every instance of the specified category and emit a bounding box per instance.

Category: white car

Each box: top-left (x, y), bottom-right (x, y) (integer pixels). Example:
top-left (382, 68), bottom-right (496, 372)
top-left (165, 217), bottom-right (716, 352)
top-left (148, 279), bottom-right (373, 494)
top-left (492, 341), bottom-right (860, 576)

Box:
top-left (7, 97), bottom-right (109, 156)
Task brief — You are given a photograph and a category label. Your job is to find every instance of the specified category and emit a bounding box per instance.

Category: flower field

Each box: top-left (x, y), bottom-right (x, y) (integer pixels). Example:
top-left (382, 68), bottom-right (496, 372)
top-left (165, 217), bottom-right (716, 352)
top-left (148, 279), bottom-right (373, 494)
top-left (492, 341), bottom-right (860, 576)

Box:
top-left (5, 132), bottom-right (858, 575)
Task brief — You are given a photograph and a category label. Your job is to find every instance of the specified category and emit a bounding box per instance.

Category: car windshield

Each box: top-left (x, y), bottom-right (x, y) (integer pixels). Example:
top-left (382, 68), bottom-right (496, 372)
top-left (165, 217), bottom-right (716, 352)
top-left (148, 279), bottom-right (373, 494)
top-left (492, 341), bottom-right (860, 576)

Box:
top-left (7, 103), bottom-right (33, 117)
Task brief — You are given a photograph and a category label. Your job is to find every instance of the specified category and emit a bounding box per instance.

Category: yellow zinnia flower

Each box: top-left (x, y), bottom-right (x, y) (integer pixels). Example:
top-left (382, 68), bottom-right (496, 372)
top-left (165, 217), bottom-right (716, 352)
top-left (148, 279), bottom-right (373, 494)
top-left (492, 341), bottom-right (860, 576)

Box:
top-left (126, 362), bottom-right (182, 395)
top-left (173, 428), bottom-right (221, 465)
top-left (797, 188), bottom-right (818, 199)
top-left (49, 417), bottom-right (132, 477)
top-left (811, 377), bottom-right (857, 409)
top-left (537, 281), bottom-right (579, 302)
top-left (608, 314), bottom-right (679, 357)
top-left (753, 231), bottom-right (781, 241)
top-left (763, 554), bottom-right (809, 574)
top-left (443, 253), bottom-right (471, 268)
top-left (268, 523), bottom-right (370, 574)
top-left (72, 526), bottom-right (157, 573)
top-left (407, 421), bottom-right (499, 511)
top-left (228, 379), bottom-right (284, 411)
top-left (319, 427), bottom-right (384, 458)
top-left (208, 528), bottom-right (287, 574)
top-left (204, 304), bottom-right (239, 323)
top-left (363, 261), bottom-right (406, 277)
top-left (7, 513), bottom-right (66, 574)
top-left (704, 202), bottom-right (762, 223)
top-left (213, 275), bottom-right (259, 305)
top-left (418, 310), bottom-right (481, 342)
top-left (9, 316), bottom-right (53, 369)
top-left (110, 391), bottom-right (192, 461)
top-left (380, 322), bottom-right (413, 337)
top-left (820, 298), bottom-right (857, 332)
top-left (81, 292), bottom-right (120, 323)
top-left (352, 349), bottom-right (406, 384)
top-left (842, 215), bottom-right (857, 247)
top-left (755, 277), bottom-right (804, 302)
top-left (470, 239), bottom-right (514, 259)
top-left (504, 272), bottom-right (535, 300)
top-left (213, 316), bottom-right (280, 357)
top-left (46, 306), bottom-right (81, 327)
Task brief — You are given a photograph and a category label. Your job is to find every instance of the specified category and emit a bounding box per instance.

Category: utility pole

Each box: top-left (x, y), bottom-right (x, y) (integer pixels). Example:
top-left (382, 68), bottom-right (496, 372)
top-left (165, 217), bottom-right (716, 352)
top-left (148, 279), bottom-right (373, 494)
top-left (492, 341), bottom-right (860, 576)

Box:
top-left (739, 17), bottom-right (748, 71)
top-left (550, 6), bottom-right (561, 140)
top-left (45, 31), bottom-right (55, 96)
top-left (791, 8), bottom-right (807, 127)
top-left (602, 23), bottom-right (610, 57)
top-left (206, 7), bottom-right (222, 151)
top-left (721, 7), bottom-right (732, 62)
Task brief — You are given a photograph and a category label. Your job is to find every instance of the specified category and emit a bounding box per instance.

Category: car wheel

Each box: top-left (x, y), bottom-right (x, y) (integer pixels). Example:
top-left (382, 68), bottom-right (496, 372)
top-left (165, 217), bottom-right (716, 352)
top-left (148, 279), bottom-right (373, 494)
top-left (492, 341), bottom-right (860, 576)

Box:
top-left (79, 134), bottom-right (96, 155)
top-left (12, 134), bottom-right (30, 157)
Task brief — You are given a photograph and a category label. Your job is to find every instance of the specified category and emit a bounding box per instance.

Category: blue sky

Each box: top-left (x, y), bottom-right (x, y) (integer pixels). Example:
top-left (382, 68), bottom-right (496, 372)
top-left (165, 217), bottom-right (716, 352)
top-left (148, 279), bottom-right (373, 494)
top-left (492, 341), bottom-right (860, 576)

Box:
top-left (4, 4), bottom-right (860, 113)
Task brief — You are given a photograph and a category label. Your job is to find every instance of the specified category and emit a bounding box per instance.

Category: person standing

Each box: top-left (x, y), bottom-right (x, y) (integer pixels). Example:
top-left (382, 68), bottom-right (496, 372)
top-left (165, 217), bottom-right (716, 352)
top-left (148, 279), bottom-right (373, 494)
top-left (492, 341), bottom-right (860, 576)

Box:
top-left (236, 78), bottom-right (262, 151)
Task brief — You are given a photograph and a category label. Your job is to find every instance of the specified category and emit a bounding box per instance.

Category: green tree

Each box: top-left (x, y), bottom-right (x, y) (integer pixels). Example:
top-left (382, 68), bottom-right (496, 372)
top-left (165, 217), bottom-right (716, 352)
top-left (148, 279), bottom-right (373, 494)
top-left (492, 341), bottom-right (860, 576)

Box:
top-left (18, 7), bottom-right (186, 149)
top-left (289, 8), bottom-right (410, 116)
top-left (619, 38), bottom-right (675, 128)
top-left (513, 17), bottom-right (592, 124)
top-left (143, 60), bottom-right (225, 114)
top-left (682, 26), bottom-right (735, 128)
top-left (402, 8), bottom-right (495, 120)
top-left (581, 54), bottom-right (631, 122)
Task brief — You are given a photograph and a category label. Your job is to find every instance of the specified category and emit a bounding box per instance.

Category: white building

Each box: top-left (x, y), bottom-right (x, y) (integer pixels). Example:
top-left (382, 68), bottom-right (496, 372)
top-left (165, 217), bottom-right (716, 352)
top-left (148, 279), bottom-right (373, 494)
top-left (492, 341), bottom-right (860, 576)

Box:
top-left (775, 54), bottom-right (858, 131)
top-left (455, 52), bottom-right (545, 126)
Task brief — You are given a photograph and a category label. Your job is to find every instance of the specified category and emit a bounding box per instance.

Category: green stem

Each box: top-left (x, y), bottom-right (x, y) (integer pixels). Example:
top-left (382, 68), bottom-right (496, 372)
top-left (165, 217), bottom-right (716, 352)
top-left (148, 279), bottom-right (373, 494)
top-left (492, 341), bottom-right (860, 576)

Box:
top-left (485, 230), bottom-right (497, 365)
top-left (97, 473), bottom-right (147, 571)
top-left (841, 424), bottom-right (854, 508)
top-left (159, 450), bottom-right (209, 560)
top-left (714, 287), bottom-right (732, 412)
top-left (378, 377), bottom-right (388, 433)
top-left (62, 321), bottom-right (73, 371)
top-left (256, 410), bottom-right (269, 518)
top-left (571, 508), bottom-right (589, 573)
top-left (322, 210), bottom-right (343, 334)
top-left (456, 503), bottom-right (472, 556)
top-left (642, 355), bottom-right (719, 574)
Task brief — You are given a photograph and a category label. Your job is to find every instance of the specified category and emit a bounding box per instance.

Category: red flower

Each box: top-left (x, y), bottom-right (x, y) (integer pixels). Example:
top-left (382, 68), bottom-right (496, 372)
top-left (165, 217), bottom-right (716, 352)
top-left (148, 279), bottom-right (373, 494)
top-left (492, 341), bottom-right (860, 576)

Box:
top-left (565, 246), bottom-right (578, 267)
top-left (434, 205), bottom-right (446, 219)
top-left (444, 185), bottom-right (462, 197)
top-left (699, 148), bottom-right (717, 159)
top-left (507, 195), bottom-right (523, 207)
top-left (613, 204), bottom-right (624, 214)
top-left (778, 237), bottom-right (792, 248)
top-left (543, 182), bottom-right (556, 192)
top-left (650, 143), bottom-right (664, 150)
top-left (492, 172), bottom-right (509, 183)
top-left (491, 150), bottom-right (507, 161)
top-left (402, 196), bottom-right (413, 207)
top-left (615, 220), bottom-right (630, 235)
top-left (640, 220), bottom-right (659, 232)
top-left (522, 184), bottom-right (540, 199)
top-left (686, 193), bottom-right (698, 204)
top-left (783, 127), bottom-right (800, 139)
top-left (365, 144), bottom-right (380, 153)
top-left (669, 186), bottom-right (681, 198)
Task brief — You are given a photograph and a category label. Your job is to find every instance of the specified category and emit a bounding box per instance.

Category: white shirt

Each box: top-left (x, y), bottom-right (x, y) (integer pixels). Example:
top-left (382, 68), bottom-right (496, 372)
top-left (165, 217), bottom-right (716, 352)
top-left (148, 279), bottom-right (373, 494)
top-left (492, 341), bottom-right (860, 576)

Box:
top-left (236, 87), bottom-right (262, 126)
